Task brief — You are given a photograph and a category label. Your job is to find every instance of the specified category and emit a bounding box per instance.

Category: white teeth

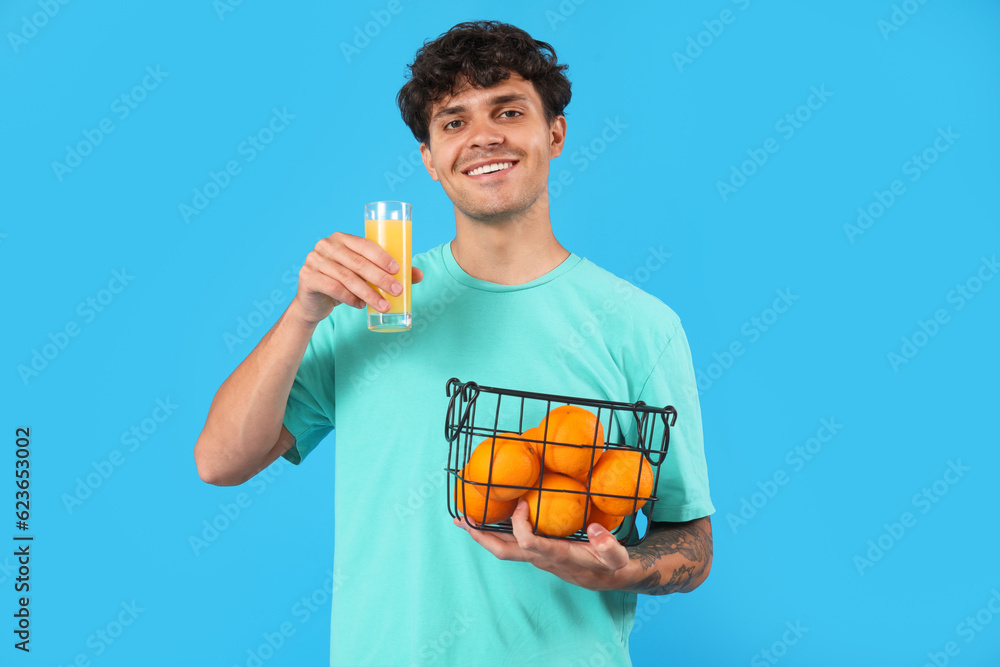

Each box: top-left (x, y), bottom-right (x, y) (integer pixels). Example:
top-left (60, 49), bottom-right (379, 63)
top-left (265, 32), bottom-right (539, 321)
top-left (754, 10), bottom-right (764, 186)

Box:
top-left (467, 161), bottom-right (513, 176)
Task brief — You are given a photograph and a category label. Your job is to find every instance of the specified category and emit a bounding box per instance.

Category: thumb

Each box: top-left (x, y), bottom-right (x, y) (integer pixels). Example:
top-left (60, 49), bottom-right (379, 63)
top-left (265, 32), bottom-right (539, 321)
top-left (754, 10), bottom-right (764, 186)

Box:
top-left (412, 266), bottom-right (424, 283)
top-left (587, 523), bottom-right (629, 570)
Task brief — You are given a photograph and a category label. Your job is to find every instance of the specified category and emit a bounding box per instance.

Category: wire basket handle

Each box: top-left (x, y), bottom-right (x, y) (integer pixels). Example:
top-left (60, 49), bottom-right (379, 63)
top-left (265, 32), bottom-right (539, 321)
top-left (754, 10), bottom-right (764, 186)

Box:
top-left (643, 406), bottom-right (677, 466)
top-left (444, 378), bottom-right (480, 443)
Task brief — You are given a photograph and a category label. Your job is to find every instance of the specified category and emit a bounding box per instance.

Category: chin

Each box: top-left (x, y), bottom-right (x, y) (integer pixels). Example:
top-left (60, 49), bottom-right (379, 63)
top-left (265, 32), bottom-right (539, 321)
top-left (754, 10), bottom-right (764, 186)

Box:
top-left (461, 203), bottom-right (530, 225)
top-left (455, 192), bottom-right (544, 225)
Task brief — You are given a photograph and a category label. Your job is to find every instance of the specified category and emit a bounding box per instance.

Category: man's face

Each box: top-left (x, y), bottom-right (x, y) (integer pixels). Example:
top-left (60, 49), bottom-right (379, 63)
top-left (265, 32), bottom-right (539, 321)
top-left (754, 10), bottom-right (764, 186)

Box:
top-left (419, 73), bottom-right (566, 225)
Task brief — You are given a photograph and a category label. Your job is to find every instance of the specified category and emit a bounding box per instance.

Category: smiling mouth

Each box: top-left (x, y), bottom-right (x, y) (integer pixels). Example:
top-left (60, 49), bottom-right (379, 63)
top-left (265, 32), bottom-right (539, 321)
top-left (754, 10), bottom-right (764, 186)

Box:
top-left (464, 161), bottom-right (517, 176)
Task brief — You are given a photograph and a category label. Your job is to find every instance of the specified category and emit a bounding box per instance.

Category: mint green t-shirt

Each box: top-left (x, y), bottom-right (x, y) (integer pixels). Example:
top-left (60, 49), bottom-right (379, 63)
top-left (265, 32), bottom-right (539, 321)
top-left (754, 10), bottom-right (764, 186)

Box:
top-left (281, 242), bottom-right (714, 667)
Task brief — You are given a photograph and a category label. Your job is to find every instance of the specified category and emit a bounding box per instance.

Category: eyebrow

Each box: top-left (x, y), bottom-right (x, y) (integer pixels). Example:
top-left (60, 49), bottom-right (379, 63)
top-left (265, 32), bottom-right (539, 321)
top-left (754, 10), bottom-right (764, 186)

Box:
top-left (430, 93), bottom-right (532, 123)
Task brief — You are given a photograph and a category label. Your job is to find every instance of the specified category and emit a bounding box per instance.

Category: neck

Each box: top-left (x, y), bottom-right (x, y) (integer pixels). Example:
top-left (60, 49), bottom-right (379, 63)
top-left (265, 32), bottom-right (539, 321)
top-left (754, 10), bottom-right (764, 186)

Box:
top-left (450, 200), bottom-right (569, 285)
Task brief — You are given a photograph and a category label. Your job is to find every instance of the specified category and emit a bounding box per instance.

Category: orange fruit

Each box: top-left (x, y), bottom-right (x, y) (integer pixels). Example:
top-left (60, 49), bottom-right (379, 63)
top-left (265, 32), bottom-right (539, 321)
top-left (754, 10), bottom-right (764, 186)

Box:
top-left (584, 501), bottom-right (624, 532)
top-left (517, 426), bottom-right (544, 459)
top-left (589, 448), bottom-right (653, 516)
top-left (523, 473), bottom-right (588, 537)
top-left (465, 433), bottom-right (540, 501)
top-left (454, 473), bottom-right (517, 524)
top-left (537, 406), bottom-right (604, 481)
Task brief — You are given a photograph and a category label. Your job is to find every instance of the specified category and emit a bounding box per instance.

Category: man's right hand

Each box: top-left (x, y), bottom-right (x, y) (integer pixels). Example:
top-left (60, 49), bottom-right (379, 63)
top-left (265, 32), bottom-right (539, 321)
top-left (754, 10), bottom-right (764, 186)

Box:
top-left (290, 232), bottom-right (423, 325)
top-left (195, 231), bottom-right (423, 486)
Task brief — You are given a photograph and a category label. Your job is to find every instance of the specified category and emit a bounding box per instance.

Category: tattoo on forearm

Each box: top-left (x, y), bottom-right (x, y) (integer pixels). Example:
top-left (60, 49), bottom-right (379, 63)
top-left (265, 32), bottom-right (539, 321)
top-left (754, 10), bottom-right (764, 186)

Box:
top-left (628, 519), bottom-right (712, 595)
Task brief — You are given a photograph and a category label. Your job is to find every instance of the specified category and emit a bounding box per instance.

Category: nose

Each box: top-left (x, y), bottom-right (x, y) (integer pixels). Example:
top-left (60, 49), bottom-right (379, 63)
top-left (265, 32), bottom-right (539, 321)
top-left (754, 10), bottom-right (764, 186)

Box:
top-left (466, 117), bottom-right (504, 150)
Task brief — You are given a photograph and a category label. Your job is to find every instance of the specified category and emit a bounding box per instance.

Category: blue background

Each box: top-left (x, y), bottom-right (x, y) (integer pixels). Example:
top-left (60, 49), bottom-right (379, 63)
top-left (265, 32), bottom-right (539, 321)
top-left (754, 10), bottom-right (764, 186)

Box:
top-left (3, 0), bottom-right (998, 665)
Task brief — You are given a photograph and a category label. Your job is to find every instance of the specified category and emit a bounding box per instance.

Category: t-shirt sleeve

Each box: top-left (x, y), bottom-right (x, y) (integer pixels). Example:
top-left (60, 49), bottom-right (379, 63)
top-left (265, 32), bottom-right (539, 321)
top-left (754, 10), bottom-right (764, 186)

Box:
top-left (280, 315), bottom-right (336, 465)
top-left (634, 320), bottom-right (715, 523)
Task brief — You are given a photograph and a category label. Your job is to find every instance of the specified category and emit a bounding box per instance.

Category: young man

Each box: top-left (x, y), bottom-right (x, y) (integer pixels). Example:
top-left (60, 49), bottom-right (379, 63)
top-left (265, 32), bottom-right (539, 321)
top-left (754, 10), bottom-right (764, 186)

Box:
top-left (195, 21), bottom-right (714, 666)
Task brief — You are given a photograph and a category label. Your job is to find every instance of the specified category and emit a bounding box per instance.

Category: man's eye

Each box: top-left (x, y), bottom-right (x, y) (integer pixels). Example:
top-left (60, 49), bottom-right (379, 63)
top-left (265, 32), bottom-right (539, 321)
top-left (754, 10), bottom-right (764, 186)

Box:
top-left (500, 110), bottom-right (522, 118)
top-left (444, 119), bottom-right (463, 130)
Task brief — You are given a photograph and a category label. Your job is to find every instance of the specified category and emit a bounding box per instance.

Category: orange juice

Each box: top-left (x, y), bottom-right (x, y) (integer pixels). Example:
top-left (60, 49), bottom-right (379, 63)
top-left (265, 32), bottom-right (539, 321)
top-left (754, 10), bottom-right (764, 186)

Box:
top-left (365, 218), bottom-right (411, 331)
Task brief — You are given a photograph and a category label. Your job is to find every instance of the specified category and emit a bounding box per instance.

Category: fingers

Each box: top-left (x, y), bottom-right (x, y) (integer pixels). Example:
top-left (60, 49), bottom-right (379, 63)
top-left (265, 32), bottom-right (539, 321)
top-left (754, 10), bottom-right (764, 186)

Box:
top-left (586, 524), bottom-right (631, 570)
top-left (458, 502), bottom-right (631, 574)
top-left (328, 233), bottom-right (402, 309)
top-left (510, 501), bottom-right (629, 572)
top-left (301, 252), bottom-right (381, 311)
top-left (508, 503), bottom-right (582, 566)
top-left (454, 518), bottom-right (528, 561)
top-left (509, 500), bottom-right (545, 550)
top-left (454, 517), bottom-right (518, 542)
top-left (296, 231), bottom-right (422, 325)
top-left (304, 233), bottom-right (404, 312)
top-left (339, 232), bottom-right (402, 285)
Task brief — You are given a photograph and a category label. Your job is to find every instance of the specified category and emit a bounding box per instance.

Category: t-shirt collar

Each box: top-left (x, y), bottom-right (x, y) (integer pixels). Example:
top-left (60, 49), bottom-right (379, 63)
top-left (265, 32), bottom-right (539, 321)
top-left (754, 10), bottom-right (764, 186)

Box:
top-left (442, 241), bottom-right (582, 292)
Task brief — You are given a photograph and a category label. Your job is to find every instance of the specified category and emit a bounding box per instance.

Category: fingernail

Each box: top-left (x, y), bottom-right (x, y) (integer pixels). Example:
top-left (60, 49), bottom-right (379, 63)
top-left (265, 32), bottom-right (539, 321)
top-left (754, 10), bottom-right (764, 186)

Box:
top-left (388, 261), bottom-right (399, 273)
top-left (379, 299), bottom-right (390, 311)
top-left (391, 282), bottom-right (402, 296)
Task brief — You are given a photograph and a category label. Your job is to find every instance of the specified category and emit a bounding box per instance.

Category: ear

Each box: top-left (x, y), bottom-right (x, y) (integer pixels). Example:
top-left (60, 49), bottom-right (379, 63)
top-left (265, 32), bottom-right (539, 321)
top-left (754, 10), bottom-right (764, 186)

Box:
top-left (420, 142), bottom-right (439, 181)
top-left (549, 115), bottom-right (567, 160)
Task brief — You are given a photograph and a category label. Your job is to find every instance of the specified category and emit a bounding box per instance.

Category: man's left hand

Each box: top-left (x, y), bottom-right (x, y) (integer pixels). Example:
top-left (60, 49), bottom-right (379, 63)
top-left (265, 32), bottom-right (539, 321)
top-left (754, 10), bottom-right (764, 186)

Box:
top-left (454, 499), bottom-right (635, 591)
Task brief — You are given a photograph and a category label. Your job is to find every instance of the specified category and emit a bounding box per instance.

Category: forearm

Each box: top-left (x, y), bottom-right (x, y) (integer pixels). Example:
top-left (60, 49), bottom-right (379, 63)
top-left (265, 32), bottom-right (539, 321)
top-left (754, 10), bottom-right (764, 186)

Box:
top-left (618, 517), bottom-right (713, 595)
top-left (194, 300), bottom-right (317, 484)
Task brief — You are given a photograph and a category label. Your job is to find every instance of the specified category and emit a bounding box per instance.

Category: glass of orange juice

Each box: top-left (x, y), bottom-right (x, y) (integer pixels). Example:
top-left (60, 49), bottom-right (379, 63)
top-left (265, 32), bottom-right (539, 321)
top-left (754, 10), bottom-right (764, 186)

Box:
top-left (365, 200), bottom-right (412, 332)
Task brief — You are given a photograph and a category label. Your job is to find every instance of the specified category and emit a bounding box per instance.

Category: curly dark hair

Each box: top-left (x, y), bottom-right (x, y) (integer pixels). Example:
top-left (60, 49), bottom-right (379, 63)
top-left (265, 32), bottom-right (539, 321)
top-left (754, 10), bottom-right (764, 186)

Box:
top-left (397, 21), bottom-right (572, 145)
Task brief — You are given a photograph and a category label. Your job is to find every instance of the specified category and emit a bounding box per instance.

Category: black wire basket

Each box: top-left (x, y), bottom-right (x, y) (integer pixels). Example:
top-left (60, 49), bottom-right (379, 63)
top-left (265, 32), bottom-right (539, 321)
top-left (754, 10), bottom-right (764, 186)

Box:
top-left (444, 378), bottom-right (677, 546)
